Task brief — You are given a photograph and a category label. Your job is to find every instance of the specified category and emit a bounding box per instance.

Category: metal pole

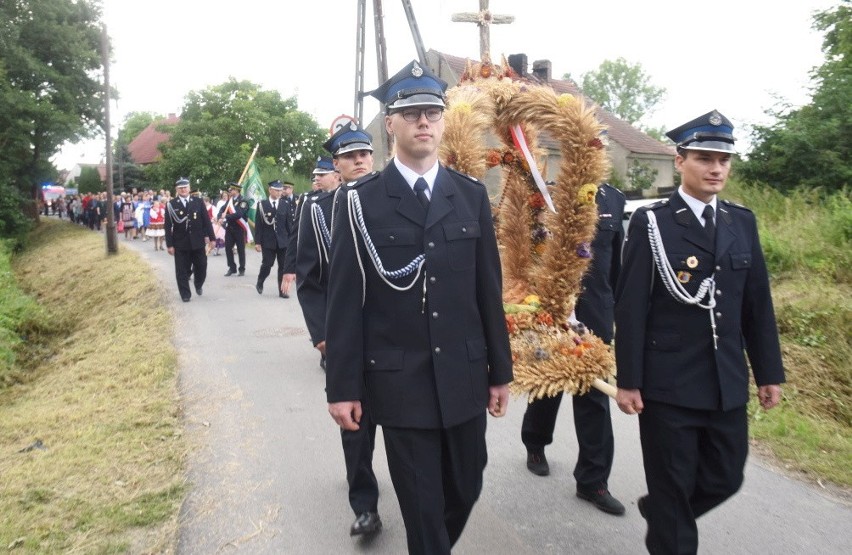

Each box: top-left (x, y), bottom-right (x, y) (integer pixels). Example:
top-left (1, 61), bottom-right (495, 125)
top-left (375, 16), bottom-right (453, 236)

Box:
top-left (400, 0), bottom-right (428, 67)
top-left (102, 24), bottom-right (118, 255)
top-left (373, 0), bottom-right (391, 156)
top-left (354, 0), bottom-right (366, 124)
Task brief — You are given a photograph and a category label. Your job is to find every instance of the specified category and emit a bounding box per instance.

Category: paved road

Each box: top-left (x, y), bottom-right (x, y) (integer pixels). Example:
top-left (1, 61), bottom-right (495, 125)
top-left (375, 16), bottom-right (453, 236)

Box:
top-left (123, 237), bottom-right (851, 554)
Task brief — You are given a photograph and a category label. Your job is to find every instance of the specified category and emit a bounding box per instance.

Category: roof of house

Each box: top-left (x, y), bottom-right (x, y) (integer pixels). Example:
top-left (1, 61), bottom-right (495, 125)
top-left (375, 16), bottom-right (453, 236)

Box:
top-left (432, 50), bottom-right (675, 158)
top-left (127, 114), bottom-right (180, 165)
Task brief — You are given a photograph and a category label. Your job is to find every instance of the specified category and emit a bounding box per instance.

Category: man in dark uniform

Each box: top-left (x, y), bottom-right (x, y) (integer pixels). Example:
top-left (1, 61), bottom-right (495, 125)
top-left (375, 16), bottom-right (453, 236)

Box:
top-left (294, 125), bottom-right (383, 538)
top-left (217, 182), bottom-right (248, 276)
top-left (164, 177), bottom-right (216, 302)
top-left (614, 110), bottom-right (785, 554)
top-left (521, 182), bottom-right (626, 516)
top-left (280, 157), bottom-right (340, 301)
top-left (325, 61), bottom-right (513, 555)
top-left (254, 180), bottom-right (295, 298)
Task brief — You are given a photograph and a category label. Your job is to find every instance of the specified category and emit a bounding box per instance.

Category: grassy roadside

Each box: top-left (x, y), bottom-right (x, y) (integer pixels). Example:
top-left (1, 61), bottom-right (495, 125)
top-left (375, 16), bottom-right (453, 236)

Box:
top-left (726, 181), bottom-right (851, 489)
top-left (0, 220), bottom-right (185, 553)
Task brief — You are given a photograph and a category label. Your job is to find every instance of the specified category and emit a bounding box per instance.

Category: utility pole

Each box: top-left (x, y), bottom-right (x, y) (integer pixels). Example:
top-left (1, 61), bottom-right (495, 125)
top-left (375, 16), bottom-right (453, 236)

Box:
top-left (400, 0), bottom-right (428, 66)
top-left (101, 25), bottom-right (117, 255)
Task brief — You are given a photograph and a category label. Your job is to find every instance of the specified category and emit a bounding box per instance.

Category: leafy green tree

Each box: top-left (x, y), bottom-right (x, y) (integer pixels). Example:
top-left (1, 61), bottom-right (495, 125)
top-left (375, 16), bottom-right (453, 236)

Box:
top-left (0, 0), bottom-right (104, 208)
top-left (627, 159), bottom-right (659, 191)
top-left (579, 58), bottom-right (666, 128)
top-left (77, 166), bottom-right (103, 195)
top-left (147, 79), bottom-right (326, 196)
top-left (113, 144), bottom-right (147, 192)
top-left (739, 3), bottom-right (851, 192)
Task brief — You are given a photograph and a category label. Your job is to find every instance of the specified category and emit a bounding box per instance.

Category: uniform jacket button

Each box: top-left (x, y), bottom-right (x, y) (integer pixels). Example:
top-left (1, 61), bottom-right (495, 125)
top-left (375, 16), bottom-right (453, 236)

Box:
top-left (715, 312), bottom-right (722, 319)
top-left (429, 276), bottom-right (436, 283)
top-left (716, 290), bottom-right (722, 296)
top-left (715, 265), bottom-right (722, 271)
top-left (432, 312), bottom-right (439, 319)
top-left (389, 235), bottom-right (395, 241)
top-left (434, 347), bottom-right (441, 354)
top-left (428, 242), bottom-right (435, 248)
top-left (370, 359), bottom-right (376, 365)
top-left (461, 227), bottom-right (467, 233)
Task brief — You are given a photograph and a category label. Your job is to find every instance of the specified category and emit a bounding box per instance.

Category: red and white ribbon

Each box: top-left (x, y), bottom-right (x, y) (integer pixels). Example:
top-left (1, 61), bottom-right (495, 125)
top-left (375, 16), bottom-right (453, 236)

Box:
top-left (510, 124), bottom-right (556, 213)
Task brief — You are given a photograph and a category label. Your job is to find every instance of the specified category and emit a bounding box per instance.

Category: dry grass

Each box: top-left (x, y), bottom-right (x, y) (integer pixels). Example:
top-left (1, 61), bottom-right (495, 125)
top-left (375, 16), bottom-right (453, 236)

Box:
top-left (0, 220), bottom-right (185, 553)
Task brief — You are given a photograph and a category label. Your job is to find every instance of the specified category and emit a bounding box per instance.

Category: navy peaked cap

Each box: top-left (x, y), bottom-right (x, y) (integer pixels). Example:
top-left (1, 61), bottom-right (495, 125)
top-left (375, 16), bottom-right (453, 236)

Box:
top-left (322, 122), bottom-right (373, 157)
top-left (368, 60), bottom-right (448, 110)
top-left (666, 110), bottom-right (736, 153)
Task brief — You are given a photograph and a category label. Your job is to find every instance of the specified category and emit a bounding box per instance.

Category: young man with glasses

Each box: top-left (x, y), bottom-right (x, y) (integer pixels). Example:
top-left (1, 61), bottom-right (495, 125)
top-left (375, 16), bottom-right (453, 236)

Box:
top-left (325, 60), bottom-right (513, 554)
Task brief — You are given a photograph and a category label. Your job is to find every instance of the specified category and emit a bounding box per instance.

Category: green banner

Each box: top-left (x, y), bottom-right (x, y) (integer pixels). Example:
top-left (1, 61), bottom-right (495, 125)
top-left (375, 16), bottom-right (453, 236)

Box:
top-left (241, 159), bottom-right (267, 224)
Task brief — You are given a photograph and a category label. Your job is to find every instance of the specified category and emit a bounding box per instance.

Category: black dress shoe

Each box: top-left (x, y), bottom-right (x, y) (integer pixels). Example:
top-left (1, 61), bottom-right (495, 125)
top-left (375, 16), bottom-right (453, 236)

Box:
top-left (238, 270), bottom-right (245, 276)
top-left (526, 450), bottom-right (550, 476)
top-left (279, 292), bottom-right (289, 298)
top-left (256, 284), bottom-right (263, 295)
top-left (637, 495), bottom-right (648, 519)
top-left (350, 512), bottom-right (381, 536)
top-left (224, 269), bottom-right (236, 276)
top-left (195, 285), bottom-right (202, 296)
top-left (181, 296), bottom-right (191, 302)
top-left (576, 486), bottom-right (626, 515)
top-left (319, 356), bottom-right (326, 370)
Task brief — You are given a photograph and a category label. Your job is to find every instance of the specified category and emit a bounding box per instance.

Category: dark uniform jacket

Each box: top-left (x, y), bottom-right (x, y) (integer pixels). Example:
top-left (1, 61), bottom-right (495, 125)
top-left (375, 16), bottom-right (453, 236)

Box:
top-left (281, 193), bottom-right (309, 275)
top-left (254, 197), bottom-right (296, 250)
top-left (614, 192), bottom-right (785, 411)
top-left (325, 162), bottom-right (513, 429)
top-left (217, 195), bottom-right (249, 238)
top-left (294, 188), bottom-right (339, 346)
top-left (164, 196), bottom-right (215, 250)
top-left (576, 183), bottom-right (625, 343)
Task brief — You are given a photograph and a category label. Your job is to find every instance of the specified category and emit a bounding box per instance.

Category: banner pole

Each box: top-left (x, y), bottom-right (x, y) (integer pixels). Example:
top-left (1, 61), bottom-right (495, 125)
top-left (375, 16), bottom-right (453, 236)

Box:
top-left (238, 143), bottom-right (260, 185)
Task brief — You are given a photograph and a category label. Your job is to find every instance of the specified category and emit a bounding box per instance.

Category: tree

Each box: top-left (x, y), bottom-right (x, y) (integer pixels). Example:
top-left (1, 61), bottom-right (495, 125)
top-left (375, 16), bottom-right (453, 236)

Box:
top-left (739, 3), bottom-right (851, 192)
top-left (77, 166), bottom-right (103, 194)
top-left (147, 79), bottom-right (327, 195)
top-left (0, 0), bottom-right (104, 211)
top-left (115, 111), bottom-right (160, 153)
top-left (578, 58), bottom-right (666, 128)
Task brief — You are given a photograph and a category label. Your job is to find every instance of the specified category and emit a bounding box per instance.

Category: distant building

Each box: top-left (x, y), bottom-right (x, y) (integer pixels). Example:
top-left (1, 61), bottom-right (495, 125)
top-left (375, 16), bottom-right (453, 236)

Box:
top-left (127, 113), bottom-right (180, 165)
top-left (366, 50), bottom-right (675, 197)
top-left (65, 163), bottom-right (107, 185)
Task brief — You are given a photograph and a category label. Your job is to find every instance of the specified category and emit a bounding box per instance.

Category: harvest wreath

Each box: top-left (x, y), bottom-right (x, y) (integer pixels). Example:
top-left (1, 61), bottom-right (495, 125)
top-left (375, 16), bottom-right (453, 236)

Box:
top-left (438, 57), bottom-right (617, 400)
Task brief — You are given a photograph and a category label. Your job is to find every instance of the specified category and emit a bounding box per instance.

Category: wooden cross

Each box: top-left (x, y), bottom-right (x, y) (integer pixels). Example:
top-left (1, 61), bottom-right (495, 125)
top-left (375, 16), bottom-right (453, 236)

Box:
top-left (451, 0), bottom-right (515, 61)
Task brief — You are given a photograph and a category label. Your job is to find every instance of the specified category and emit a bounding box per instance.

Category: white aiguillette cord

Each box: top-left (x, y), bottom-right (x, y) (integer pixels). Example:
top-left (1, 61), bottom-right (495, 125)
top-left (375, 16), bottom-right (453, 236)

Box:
top-left (646, 210), bottom-right (719, 350)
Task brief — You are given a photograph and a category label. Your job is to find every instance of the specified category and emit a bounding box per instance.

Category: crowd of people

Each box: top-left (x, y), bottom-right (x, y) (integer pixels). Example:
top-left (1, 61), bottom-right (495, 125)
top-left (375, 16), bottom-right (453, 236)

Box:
top-left (48, 60), bottom-right (786, 555)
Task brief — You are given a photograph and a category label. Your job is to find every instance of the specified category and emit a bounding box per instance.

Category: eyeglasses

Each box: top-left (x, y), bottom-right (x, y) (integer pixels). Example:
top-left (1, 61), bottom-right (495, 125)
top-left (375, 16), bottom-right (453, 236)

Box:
top-left (395, 107), bottom-right (444, 123)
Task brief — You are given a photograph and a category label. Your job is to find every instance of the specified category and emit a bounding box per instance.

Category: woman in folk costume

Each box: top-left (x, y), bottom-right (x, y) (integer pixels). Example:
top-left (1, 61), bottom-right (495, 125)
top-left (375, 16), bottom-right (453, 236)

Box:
top-left (148, 199), bottom-right (166, 251)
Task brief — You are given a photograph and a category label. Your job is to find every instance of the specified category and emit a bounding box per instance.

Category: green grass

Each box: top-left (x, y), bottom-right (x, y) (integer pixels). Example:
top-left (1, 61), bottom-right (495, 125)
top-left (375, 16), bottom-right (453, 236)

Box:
top-left (0, 220), bottom-right (185, 553)
top-left (725, 180), bottom-right (851, 488)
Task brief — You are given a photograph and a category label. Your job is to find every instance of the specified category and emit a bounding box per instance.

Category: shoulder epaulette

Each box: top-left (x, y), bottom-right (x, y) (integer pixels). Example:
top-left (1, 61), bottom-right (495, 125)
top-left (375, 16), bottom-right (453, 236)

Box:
top-left (349, 171), bottom-right (380, 189)
top-left (721, 199), bottom-right (752, 212)
top-left (602, 183), bottom-right (626, 197)
top-left (446, 167), bottom-right (482, 185)
top-left (647, 198), bottom-right (669, 210)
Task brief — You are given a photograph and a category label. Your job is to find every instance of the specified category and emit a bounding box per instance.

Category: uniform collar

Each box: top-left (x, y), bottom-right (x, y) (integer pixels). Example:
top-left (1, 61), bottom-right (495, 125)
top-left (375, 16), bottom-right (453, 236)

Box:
top-left (678, 186), bottom-right (716, 224)
top-left (393, 157), bottom-right (439, 194)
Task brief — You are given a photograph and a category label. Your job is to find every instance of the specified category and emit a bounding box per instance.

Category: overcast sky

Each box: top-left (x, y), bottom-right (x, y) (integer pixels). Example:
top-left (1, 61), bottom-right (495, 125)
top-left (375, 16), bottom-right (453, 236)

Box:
top-left (54, 0), bottom-right (840, 170)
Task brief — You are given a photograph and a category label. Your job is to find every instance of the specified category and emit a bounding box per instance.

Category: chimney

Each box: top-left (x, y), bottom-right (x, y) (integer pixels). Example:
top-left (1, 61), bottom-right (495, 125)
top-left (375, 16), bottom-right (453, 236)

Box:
top-left (507, 53), bottom-right (528, 77)
top-left (532, 59), bottom-right (552, 82)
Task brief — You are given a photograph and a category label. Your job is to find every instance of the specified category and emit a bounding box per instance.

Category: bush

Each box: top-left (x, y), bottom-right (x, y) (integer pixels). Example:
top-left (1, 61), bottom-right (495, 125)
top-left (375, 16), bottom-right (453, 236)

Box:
top-left (0, 179), bottom-right (34, 247)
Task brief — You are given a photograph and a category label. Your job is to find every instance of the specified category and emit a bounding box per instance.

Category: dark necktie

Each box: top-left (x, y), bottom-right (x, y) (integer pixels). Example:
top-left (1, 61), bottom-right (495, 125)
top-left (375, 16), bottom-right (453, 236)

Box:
top-left (272, 201), bottom-right (277, 211)
top-left (414, 178), bottom-right (430, 209)
top-left (703, 204), bottom-right (716, 243)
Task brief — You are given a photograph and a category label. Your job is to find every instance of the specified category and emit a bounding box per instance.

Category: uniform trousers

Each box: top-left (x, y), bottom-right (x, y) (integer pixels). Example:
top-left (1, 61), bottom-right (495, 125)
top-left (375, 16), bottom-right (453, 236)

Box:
top-left (639, 400), bottom-right (747, 555)
top-left (173, 247), bottom-right (207, 299)
top-left (340, 405), bottom-right (379, 515)
top-left (257, 247), bottom-right (287, 288)
top-left (383, 413), bottom-right (487, 555)
top-left (521, 387), bottom-right (614, 488)
top-left (224, 229), bottom-right (246, 272)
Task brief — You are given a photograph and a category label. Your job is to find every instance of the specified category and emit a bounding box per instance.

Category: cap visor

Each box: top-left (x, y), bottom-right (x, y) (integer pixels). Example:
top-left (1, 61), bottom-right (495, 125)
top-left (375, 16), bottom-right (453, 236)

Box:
top-left (335, 142), bottom-right (374, 156)
top-left (682, 140), bottom-right (737, 154)
top-left (389, 93), bottom-right (445, 109)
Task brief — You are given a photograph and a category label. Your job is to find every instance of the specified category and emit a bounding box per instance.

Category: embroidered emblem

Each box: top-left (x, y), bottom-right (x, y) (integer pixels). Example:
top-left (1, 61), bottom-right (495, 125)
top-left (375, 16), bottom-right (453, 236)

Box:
top-left (411, 61), bottom-right (423, 77)
top-left (709, 111), bottom-right (722, 126)
top-left (686, 256), bottom-right (699, 269)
